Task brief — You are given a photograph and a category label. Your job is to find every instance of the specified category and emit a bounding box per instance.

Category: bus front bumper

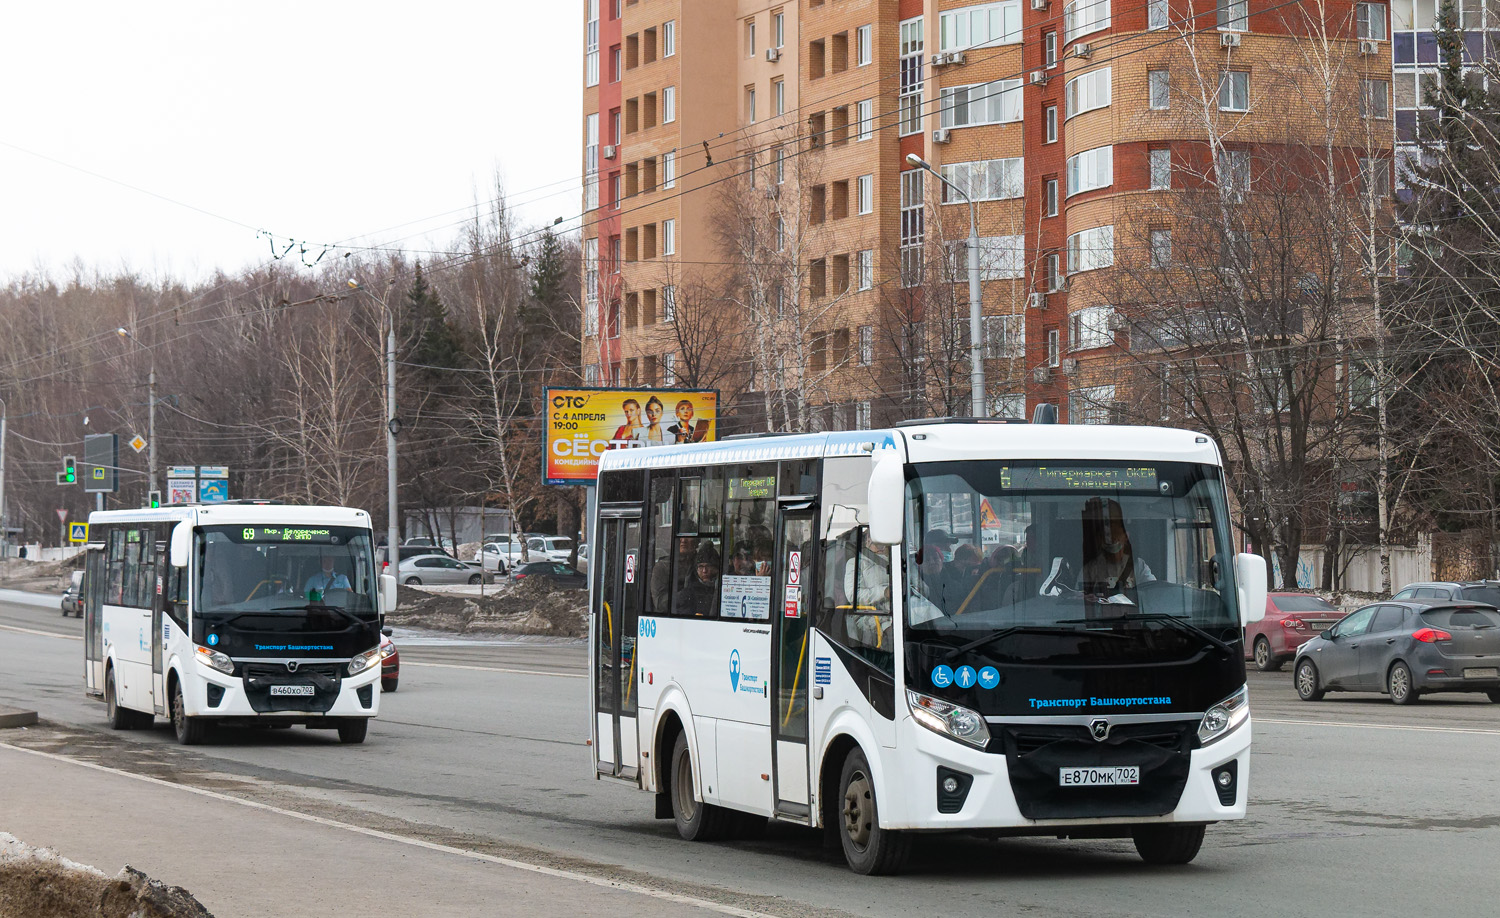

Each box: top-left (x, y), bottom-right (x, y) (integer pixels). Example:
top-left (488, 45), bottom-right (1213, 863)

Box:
top-left (186, 657), bottom-right (381, 720)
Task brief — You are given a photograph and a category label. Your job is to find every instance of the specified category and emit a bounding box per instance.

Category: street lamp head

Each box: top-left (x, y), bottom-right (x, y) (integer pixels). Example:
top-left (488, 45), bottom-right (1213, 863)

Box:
top-left (347, 279), bottom-right (360, 290)
top-left (116, 327), bottom-right (131, 339)
top-left (906, 153), bottom-right (930, 169)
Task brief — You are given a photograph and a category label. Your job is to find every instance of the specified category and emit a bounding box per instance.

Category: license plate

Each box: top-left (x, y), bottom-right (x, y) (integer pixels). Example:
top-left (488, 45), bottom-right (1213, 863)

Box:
top-left (269, 685), bottom-right (315, 697)
top-left (1463, 667), bottom-right (1499, 679)
top-left (1059, 766), bottom-right (1140, 787)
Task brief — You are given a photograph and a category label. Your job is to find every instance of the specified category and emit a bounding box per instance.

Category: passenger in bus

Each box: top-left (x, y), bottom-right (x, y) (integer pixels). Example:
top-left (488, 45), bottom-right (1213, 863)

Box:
top-left (751, 539), bottom-right (774, 577)
top-left (949, 543), bottom-right (984, 605)
top-left (915, 529), bottom-right (963, 614)
top-left (729, 545), bottom-right (756, 577)
top-left (674, 544), bottom-right (721, 616)
top-left (1078, 498), bottom-right (1155, 594)
top-left (843, 538), bottom-right (891, 611)
top-left (653, 536), bottom-right (697, 611)
top-left (304, 553), bottom-right (351, 594)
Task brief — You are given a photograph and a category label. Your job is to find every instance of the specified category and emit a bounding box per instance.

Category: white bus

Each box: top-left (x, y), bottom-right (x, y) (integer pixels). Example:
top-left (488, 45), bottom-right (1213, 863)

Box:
top-left (589, 419), bottom-right (1266, 874)
top-left (82, 503), bottom-right (397, 745)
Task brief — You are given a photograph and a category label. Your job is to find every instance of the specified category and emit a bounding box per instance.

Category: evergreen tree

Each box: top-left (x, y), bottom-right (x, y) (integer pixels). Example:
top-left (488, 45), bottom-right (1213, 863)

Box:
top-left (403, 261), bottom-right (467, 371)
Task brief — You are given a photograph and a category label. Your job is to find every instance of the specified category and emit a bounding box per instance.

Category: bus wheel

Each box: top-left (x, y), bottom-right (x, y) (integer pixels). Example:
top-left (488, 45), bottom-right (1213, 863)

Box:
top-left (337, 718), bottom-right (369, 744)
top-left (106, 669), bottom-right (135, 730)
top-left (838, 747), bottom-right (910, 875)
top-left (171, 680), bottom-right (209, 745)
top-left (1132, 824), bottom-right (1206, 865)
top-left (669, 732), bottom-right (729, 841)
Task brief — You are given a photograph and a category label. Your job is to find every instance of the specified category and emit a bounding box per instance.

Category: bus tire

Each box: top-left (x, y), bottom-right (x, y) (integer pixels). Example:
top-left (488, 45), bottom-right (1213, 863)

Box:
top-left (1132, 824), bottom-right (1206, 865)
top-left (837, 747), bottom-right (910, 875)
top-left (106, 668), bottom-right (136, 730)
top-left (338, 718), bottom-right (369, 744)
top-left (669, 732), bottom-right (729, 841)
top-left (171, 680), bottom-right (209, 745)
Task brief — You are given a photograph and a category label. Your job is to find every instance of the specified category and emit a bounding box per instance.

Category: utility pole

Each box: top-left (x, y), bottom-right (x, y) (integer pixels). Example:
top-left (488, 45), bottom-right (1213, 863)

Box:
top-left (350, 279), bottom-right (402, 562)
top-left (116, 327), bottom-right (157, 498)
top-left (907, 154), bottom-right (985, 417)
top-left (0, 397), bottom-right (7, 559)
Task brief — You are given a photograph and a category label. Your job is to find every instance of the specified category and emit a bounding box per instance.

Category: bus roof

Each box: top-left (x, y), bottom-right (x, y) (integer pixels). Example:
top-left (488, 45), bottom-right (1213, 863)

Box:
top-left (596, 423), bottom-right (1221, 473)
top-left (87, 504), bottom-right (373, 528)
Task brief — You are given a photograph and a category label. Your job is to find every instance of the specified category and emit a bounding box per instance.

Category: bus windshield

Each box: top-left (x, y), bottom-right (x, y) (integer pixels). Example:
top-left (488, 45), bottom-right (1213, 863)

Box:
top-left (196, 525), bottom-right (378, 619)
top-left (904, 460), bottom-right (1239, 658)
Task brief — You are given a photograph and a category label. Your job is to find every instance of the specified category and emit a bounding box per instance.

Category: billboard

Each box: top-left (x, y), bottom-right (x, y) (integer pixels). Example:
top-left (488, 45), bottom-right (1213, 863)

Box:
top-left (544, 387), bottom-right (718, 485)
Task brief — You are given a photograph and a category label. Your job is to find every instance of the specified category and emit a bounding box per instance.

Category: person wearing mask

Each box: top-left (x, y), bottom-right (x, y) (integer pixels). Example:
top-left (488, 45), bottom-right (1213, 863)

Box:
top-left (674, 544), bottom-right (721, 616)
top-left (912, 529), bottom-right (961, 618)
top-left (304, 554), bottom-right (351, 594)
top-left (1078, 498), bottom-right (1155, 594)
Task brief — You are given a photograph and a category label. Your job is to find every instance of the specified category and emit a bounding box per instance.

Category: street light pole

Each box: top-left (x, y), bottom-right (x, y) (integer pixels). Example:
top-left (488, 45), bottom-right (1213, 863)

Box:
top-left (907, 153), bottom-right (986, 418)
top-left (116, 327), bottom-right (157, 500)
top-left (0, 396), bottom-right (7, 558)
top-left (350, 280), bottom-right (401, 562)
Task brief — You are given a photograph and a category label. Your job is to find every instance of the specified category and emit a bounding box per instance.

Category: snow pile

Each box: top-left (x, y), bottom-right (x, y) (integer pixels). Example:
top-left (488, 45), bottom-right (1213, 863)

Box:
top-left (388, 575), bottom-right (586, 637)
top-left (0, 833), bottom-right (213, 918)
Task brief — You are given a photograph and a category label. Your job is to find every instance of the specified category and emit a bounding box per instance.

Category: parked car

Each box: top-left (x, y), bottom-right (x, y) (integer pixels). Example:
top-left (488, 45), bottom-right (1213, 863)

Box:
top-left (404, 536), bottom-right (457, 554)
top-left (1245, 592), bottom-right (1346, 671)
top-left (1391, 581), bottom-right (1500, 605)
top-left (380, 627), bottom-right (399, 693)
top-left (397, 553), bottom-right (495, 586)
top-left (472, 542), bottom-right (513, 574)
top-left (379, 544), bottom-right (454, 569)
top-left (1294, 601), bottom-right (1500, 704)
top-left (576, 542), bottom-right (589, 574)
top-left (475, 534), bottom-right (573, 568)
top-left (511, 561), bottom-right (587, 589)
top-left (527, 536), bottom-right (576, 563)
top-left (60, 570), bottom-right (83, 617)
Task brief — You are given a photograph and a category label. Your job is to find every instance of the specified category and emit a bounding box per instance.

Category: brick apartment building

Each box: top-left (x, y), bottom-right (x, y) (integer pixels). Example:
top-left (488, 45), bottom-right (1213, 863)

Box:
top-left (579, 0), bottom-right (1395, 429)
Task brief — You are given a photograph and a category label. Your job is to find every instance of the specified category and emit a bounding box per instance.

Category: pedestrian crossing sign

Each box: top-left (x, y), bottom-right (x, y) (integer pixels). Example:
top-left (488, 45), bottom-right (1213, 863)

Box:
top-left (68, 522), bottom-right (88, 543)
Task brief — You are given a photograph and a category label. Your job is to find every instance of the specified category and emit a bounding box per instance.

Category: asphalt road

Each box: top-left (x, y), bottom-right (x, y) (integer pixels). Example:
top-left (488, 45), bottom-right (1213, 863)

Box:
top-left (3, 594), bottom-right (1500, 918)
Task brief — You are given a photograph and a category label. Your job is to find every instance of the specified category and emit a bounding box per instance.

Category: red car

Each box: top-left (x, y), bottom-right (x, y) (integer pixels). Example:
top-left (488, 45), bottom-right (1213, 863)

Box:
top-left (380, 628), bottom-right (399, 693)
top-left (1246, 593), bottom-right (1347, 671)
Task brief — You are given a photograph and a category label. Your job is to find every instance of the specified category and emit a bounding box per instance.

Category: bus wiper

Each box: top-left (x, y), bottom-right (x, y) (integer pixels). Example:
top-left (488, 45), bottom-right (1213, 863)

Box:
top-left (1060, 613), bottom-right (1235, 656)
top-left (264, 603), bottom-right (365, 628)
top-left (942, 624), bottom-right (1105, 661)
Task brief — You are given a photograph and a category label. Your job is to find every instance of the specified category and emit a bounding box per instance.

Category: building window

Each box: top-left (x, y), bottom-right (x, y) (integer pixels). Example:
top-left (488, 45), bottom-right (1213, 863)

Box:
top-left (1067, 225), bottom-right (1115, 274)
top-left (584, 363), bottom-right (600, 385)
top-left (1359, 156), bottom-right (1392, 198)
top-left (941, 80), bottom-right (1024, 128)
top-left (1045, 178), bottom-right (1059, 216)
top-left (664, 86), bottom-right (677, 123)
top-left (612, 46), bottom-right (622, 82)
top-left (746, 86), bottom-right (757, 123)
top-left (746, 19), bottom-right (757, 56)
top-left (940, 1), bottom-right (1024, 50)
top-left (856, 250), bottom-right (874, 290)
top-left (1361, 79), bottom-right (1390, 118)
top-left (1218, 0), bottom-right (1248, 29)
top-left (901, 169), bottom-right (925, 287)
top-left (1149, 147), bottom-right (1172, 189)
top-left (899, 18), bottom-right (925, 136)
top-left (1064, 0), bottom-right (1111, 42)
top-left (662, 352), bottom-right (676, 385)
top-left (1046, 329), bottom-right (1061, 366)
top-left (1045, 31), bottom-right (1058, 66)
top-left (856, 401), bottom-right (872, 429)
top-left (612, 173), bottom-right (622, 208)
top-left (774, 10), bottom-right (785, 47)
top-left (663, 219), bottom-right (676, 255)
top-left (585, 0), bottom-right (600, 87)
top-left (984, 314), bottom-right (1025, 358)
top-left (1150, 228), bottom-right (1172, 267)
top-left (1217, 149), bottom-right (1250, 197)
top-left (663, 151), bottom-right (676, 189)
top-left (857, 99), bottom-right (874, 140)
top-left (1149, 69), bottom-right (1170, 109)
top-left (583, 238), bottom-right (599, 336)
top-left (776, 217), bottom-right (786, 251)
top-left (1070, 306), bottom-right (1115, 351)
top-left (664, 19), bottom-right (676, 57)
top-left (858, 325), bottom-right (874, 364)
top-left (1065, 67), bottom-right (1112, 119)
top-left (992, 392), bottom-right (1026, 419)
top-left (775, 147), bottom-right (786, 183)
top-left (1046, 252), bottom-right (1064, 290)
top-left (1218, 70), bottom-right (1248, 111)
top-left (857, 174), bottom-right (874, 214)
top-left (774, 79), bottom-right (785, 116)
top-left (662, 285), bottom-right (677, 322)
top-left (612, 110), bottom-right (622, 144)
top-left (1073, 384), bottom-right (1116, 424)
top-left (1357, 2), bottom-right (1386, 39)
top-left (585, 113), bottom-right (600, 211)
top-left (1149, 0), bottom-right (1169, 29)
top-left (956, 235), bottom-right (1027, 280)
top-left (857, 24), bottom-right (873, 64)
top-left (940, 157), bottom-right (1024, 202)
top-left (1066, 145), bottom-right (1113, 197)
top-left (1046, 105), bottom-right (1058, 142)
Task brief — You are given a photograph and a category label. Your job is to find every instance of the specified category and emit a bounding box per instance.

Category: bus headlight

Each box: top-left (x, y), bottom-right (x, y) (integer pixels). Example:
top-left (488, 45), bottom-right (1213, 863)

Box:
top-left (1198, 685), bottom-right (1250, 746)
top-left (195, 645), bottom-right (234, 676)
top-left (907, 690), bottom-right (991, 749)
top-left (348, 647), bottom-right (381, 675)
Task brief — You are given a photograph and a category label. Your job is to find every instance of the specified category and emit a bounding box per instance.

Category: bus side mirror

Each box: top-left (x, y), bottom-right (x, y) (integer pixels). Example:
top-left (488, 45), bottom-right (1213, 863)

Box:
top-left (867, 447), bottom-right (905, 547)
top-left (169, 522), bottom-right (192, 569)
top-left (1234, 553), bottom-right (1267, 626)
top-left (380, 573), bottom-right (398, 614)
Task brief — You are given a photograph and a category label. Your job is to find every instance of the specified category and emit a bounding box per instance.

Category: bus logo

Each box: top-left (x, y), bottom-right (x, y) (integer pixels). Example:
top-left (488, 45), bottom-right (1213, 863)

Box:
top-left (729, 650), bottom-right (741, 692)
top-left (1090, 718), bottom-right (1111, 742)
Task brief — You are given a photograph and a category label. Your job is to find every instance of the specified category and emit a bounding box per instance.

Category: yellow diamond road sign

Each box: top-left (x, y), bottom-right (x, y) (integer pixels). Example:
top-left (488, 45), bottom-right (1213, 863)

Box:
top-left (129, 435), bottom-right (147, 453)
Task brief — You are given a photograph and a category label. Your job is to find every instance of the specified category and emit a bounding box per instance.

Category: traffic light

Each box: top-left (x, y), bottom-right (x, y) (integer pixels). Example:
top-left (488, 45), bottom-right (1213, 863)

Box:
top-left (62, 455), bottom-right (76, 484)
top-left (148, 490), bottom-right (162, 509)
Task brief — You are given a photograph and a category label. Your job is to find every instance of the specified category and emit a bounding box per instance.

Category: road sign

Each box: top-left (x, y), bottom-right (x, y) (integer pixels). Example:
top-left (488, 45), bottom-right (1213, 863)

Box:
top-left (84, 434), bottom-right (118, 494)
top-left (129, 435), bottom-right (147, 453)
top-left (56, 508), bottom-right (69, 523)
top-left (68, 522), bottom-right (88, 543)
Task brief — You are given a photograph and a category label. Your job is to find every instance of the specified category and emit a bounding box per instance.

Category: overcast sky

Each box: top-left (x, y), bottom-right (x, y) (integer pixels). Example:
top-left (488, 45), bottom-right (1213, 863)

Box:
top-left (0, 2), bottom-right (583, 283)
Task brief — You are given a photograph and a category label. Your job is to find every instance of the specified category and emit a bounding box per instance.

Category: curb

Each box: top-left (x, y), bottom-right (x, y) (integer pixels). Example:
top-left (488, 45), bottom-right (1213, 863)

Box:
top-left (0, 706), bottom-right (39, 729)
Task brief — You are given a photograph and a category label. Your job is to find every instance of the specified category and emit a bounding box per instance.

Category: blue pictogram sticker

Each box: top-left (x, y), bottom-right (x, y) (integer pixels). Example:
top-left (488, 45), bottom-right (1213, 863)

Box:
top-left (729, 649), bottom-right (741, 691)
top-left (978, 666), bottom-right (1000, 689)
top-left (955, 665), bottom-right (978, 689)
top-left (207, 633), bottom-right (219, 646)
top-left (931, 664), bottom-right (955, 688)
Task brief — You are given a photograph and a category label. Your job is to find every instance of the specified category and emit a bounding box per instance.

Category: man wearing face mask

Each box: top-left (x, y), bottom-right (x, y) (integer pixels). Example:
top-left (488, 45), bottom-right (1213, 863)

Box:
top-left (1079, 498), bottom-right (1155, 594)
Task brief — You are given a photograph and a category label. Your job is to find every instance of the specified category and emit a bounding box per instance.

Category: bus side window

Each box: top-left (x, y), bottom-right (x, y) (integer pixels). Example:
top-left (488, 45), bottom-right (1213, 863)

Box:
top-left (819, 457), bottom-right (894, 674)
top-left (105, 529), bottom-right (126, 606)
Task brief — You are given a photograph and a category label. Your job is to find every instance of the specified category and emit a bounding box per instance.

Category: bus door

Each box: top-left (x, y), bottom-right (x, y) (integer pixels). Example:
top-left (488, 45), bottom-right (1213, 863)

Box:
top-left (83, 544), bottom-right (106, 694)
top-left (151, 546), bottom-right (168, 714)
top-left (771, 501), bottom-right (817, 820)
top-left (593, 512), bottom-right (643, 780)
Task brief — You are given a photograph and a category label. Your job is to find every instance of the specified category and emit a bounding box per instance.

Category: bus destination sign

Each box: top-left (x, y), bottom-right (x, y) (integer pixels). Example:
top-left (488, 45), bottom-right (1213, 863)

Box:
top-left (999, 466), bottom-right (1159, 491)
top-left (234, 527), bottom-right (339, 544)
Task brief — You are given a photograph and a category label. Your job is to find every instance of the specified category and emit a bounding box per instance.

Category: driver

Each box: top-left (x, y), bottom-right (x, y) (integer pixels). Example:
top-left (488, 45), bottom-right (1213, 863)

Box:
top-left (304, 553), bottom-right (351, 593)
top-left (1078, 498), bottom-right (1155, 593)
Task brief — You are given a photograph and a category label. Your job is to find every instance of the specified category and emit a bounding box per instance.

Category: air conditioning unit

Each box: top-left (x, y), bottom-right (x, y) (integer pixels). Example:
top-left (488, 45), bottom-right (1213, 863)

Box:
top-left (1220, 31), bottom-right (1242, 48)
top-left (1032, 0), bottom-right (1050, 9)
top-left (1027, 292), bottom-right (1047, 309)
top-left (1030, 70), bottom-right (1050, 85)
top-left (1359, 40), bottom-right (1379, 55)
top-left (1033, 365), bottom-right (1053, 384)
top-left (932, 128), bottom-right (952, 144)
top-left (931, 51), bottom-right (951, 67)
top-left (766, 46), bottom-right (781, 62)
top-left (948, 50), bottom-right (966, 64)
top-left (602, 144), bottom-right (617, 160)
top-left (1073, 42), bottom-right (1093, 59)
top-left (1061, 358), bottom-right (1080, 375)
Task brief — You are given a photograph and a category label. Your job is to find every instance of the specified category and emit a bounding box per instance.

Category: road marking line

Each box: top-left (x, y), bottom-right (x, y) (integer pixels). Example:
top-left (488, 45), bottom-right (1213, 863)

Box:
top-left (401, 661), bottom-right (585, 679)
top-left (0, 623), bottom-right (81, 641)
top-left (1259, 717), bottom-right (1500, 737)
top-left (0, 742), bottom-right (777, 918)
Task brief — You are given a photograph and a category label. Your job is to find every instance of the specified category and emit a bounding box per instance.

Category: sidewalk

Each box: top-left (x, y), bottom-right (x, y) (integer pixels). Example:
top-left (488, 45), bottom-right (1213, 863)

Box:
top-left (0, 744), bottom-right (720, 918)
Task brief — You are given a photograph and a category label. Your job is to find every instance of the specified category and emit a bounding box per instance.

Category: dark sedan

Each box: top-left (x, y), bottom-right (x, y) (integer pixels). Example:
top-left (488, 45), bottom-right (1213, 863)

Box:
top-left (511, 561), bottom-right (587, 589)
top-left (1294, 602), bottom-right (1500, 704)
